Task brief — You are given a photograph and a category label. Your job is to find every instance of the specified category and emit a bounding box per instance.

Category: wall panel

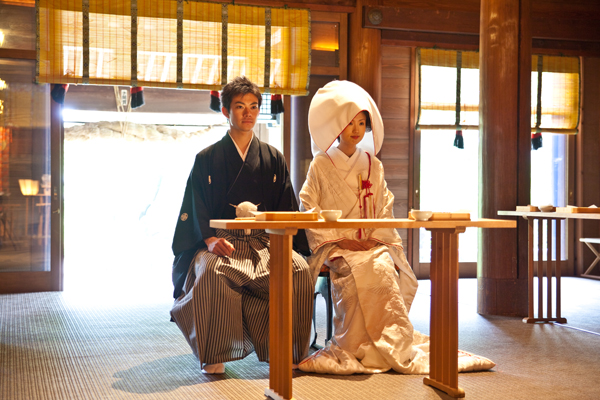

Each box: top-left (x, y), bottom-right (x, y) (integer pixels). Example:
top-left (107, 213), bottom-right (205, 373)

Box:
top-left (380, 45), bottom-right (412, 244)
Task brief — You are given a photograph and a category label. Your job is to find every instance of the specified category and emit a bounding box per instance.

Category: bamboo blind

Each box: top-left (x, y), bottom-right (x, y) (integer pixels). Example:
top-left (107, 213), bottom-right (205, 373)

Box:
top-left (36, 0), bottom-right (310, 95)
top-left (417, 48), bottom-right (580, 134)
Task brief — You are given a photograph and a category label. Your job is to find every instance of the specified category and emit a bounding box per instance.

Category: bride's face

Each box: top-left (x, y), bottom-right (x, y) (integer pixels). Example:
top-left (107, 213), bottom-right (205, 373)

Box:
top-left (338, 111), bottom-right (367, 148)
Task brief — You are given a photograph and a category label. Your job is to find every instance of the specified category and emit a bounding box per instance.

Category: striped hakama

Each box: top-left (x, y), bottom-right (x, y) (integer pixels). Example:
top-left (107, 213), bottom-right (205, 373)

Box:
top-left (170, 229), bottom-right (313, 365)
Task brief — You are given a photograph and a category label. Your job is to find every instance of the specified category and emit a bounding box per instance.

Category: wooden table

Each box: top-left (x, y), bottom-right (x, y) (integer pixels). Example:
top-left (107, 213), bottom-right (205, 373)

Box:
top-left (210, 218), bottom-right (515, 399)
top-left (498, 210), bottom-right (600, 323)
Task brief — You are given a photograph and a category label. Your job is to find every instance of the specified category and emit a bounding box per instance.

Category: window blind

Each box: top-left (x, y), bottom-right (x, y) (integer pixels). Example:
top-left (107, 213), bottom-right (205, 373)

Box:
top-left (416, 48), bottom-right (580, 135)
top-left (36, 0), bottom-right (310, 95)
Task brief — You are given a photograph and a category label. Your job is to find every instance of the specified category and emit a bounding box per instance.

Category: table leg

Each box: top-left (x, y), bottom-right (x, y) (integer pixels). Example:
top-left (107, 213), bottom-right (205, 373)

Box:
top-left (523, 218), bottom-right (567, 324)
top-left (556, 221), bottom-right (563, 320)
top-left (423, 227), bottom-right (465, 398)
top-left (266, 230), bottom-right (296, 400)
top-left (527, 217), bottom-right (535, 321)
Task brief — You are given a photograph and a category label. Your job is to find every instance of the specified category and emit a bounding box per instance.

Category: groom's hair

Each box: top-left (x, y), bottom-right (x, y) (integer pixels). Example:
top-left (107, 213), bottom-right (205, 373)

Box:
top-left (220, 76), bottom-right (262, 112)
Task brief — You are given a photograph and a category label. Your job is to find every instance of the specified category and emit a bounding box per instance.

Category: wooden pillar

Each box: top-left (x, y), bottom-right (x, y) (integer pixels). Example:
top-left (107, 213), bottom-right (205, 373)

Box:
top-left (576, 58), bottom-right (600, 276)
top-left (50, 91), bottom-right (64, 291)
top-left (348, 0), bottom-right (381, 105)
top-left (478, 0), bottom-right (529, 316)
top-left (290, 76), bottom-right (337, 198)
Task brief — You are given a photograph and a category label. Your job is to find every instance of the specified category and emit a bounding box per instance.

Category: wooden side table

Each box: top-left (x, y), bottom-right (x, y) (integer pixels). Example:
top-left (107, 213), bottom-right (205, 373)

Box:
top-left (499, 210), bottom-right (600, 323)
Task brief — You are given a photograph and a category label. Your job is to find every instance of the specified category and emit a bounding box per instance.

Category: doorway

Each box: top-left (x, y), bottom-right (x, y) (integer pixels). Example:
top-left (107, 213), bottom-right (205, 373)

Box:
top-left (61, 86), bottom-right (284, 303)
top-left (0, 58), bottom-right (55, 293)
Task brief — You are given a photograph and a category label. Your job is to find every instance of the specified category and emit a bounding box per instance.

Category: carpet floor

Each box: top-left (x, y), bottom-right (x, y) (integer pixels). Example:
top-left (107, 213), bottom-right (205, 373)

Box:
top-left (1, 277), bottom-right (600, 400)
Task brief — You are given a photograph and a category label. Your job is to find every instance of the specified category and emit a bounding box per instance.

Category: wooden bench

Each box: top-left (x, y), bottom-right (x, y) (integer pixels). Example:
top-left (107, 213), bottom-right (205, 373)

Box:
top-left (580, 238), bottom-right (600, 277)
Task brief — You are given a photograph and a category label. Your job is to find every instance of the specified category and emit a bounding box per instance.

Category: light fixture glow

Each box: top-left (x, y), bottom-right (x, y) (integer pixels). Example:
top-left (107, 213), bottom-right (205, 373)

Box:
top-left (19, 179), bottom-right (40, 196)
top-left (0, 30), bottom-right (4, 47)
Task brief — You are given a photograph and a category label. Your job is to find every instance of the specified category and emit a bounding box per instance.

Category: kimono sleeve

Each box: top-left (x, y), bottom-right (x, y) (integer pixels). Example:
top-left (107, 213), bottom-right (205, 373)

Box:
top-left (299, 159), bottom-right (346, 252)
top-left (171, 153), bottom-right (213, 256)
top-left (170, 153), bottom-right (215, 299)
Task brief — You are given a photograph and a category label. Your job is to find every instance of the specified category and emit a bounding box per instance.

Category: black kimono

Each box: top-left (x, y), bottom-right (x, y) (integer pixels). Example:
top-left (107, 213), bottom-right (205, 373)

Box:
top-left (170, 133), bottom-right (313, 366)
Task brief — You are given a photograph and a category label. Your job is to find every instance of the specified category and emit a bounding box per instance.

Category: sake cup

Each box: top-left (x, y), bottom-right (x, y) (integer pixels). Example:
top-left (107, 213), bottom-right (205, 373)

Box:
top-left (411, 210), bottom-right (433, 221)
top-left (321, 210), bottom-right (342, 222)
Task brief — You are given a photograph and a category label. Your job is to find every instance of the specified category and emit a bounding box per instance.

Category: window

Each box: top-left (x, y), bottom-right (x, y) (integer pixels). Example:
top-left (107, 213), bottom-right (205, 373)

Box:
top-left (60, 87), bottom-right (284, 297)
top-left (416, 48), bottom-right (578, 264)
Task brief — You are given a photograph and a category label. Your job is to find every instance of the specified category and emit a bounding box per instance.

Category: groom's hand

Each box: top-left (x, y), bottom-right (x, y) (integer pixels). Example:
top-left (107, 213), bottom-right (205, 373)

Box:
top-left (205, 237), bottom-right (235, 257)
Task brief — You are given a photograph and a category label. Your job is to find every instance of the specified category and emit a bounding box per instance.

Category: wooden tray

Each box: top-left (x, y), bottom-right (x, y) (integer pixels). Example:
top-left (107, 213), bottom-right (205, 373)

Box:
top-left (254, 212), bottom-right (319, 221)
top-left (428, 212), bottom-right (471, 221)
top-left (517, 205), bottom-right (540, 212)
top-left (555, 206), bottom-right (600, 214)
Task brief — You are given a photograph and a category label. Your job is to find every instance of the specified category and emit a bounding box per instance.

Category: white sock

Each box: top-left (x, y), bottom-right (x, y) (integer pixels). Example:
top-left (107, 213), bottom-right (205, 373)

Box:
top-left (202, 363), bottom-right (225, 374)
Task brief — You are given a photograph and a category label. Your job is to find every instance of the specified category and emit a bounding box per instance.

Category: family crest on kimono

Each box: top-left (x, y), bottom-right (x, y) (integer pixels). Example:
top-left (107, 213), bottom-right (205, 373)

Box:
top-left (169, 76), bottom-right (313, 375)
top-left (298, 80), bottom-right (495, 375)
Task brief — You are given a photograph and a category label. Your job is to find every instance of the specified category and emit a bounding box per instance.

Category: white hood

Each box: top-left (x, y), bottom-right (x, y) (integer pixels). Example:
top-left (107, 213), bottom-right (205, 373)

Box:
top-left (308, 80), bottom-right (384, 156)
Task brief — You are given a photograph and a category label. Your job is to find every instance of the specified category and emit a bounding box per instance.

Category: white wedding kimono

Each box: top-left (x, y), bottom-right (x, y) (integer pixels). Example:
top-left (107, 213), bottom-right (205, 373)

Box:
top-left (298, 80), bottom-right (495, 375)
top-left (299, 147), bottom-right (431, 374)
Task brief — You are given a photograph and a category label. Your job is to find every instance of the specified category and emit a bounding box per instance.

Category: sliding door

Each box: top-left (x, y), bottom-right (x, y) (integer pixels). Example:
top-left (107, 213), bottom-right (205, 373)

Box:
top-left (0, 58), bottom-right (62, 293)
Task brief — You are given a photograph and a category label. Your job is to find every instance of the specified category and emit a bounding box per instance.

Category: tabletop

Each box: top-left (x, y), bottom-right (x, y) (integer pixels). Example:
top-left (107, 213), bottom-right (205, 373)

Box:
top-left (210, 218), bottom-right (516, 230)
top-left (499, 211), bottom-right (600, 220)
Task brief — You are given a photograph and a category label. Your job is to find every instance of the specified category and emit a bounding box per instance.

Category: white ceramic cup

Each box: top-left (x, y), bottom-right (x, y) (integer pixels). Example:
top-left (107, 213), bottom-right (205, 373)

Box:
top-left (320, 210), bottom-right (342, 222)
top-left (411, 210), bottom-right (433, 221)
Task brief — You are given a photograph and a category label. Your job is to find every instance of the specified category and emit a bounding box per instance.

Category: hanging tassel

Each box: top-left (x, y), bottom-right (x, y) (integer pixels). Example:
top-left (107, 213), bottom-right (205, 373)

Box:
top-left (453, 130), bottom-right (464, 149)
top-left (531, 131), bottom-right (543, 150)
top-left (130, 87), bottom-right (145, 109)
top-left (50, 84), bottom-right (69, 105)
top-left (209, 90), bottom-right (221, 112)
top-left (271, 94), bottom-right (284, 115)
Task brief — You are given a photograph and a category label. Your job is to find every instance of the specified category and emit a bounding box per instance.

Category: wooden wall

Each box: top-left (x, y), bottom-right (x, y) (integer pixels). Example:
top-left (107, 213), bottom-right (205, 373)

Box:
top-left (378, 46), bottom-right (411, 245)
top-left (367, 0), bottom-right (600, 283)
top-left (576, 57), bottom-right (600, 276)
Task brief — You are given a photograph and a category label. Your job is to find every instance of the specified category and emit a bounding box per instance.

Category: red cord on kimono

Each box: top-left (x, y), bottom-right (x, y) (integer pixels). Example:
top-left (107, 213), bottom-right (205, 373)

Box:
top-left (358, 152), bottom-right (374, 239)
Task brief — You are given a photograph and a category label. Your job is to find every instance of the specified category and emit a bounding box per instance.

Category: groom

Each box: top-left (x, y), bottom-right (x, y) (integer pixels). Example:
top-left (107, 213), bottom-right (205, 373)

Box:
top-left (170, 76), bottom-right (313, 374)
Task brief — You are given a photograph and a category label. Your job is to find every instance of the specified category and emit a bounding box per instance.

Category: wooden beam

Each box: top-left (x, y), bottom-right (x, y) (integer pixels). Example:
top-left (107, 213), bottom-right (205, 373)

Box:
top-left (381, 18), bottom-right (600, 57)
top-left (532, 39), bottom-right (600, 57)
top-left (202, 0), bottom-right (355, 13)
top-left (382, 30), bottom-right (479, 51)
top-left (363, 4), bottom-right (479, 35)
top-left (364, 3), bottom-right (600, 43)
top-left (0, 49), bottom-right (36, 60)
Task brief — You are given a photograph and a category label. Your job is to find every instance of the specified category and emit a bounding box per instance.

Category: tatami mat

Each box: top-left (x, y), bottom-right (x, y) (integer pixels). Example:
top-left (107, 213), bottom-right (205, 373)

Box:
top-left (2, 278), bottom-right (600, 400)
